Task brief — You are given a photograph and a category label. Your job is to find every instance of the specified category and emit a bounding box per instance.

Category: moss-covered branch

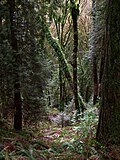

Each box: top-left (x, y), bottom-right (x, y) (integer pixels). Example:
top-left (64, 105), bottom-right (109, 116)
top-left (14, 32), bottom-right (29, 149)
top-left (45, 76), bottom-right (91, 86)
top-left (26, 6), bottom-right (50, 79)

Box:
top-left (44, 23), bottom-right (73, 89)
top-left (43, 22), bottom-right (85, 112)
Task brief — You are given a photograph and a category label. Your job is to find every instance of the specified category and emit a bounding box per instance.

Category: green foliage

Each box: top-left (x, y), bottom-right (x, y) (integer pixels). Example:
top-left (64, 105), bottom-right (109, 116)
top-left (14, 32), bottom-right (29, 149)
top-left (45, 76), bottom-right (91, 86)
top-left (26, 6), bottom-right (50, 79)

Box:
top-left (41, 106), bottom-right (99, 158)
top-left (67, 106), bottom-right (98, 157)
top-left (0, 0), bottom-right (50, 126)
top-left (0, 105), bottom-right (112, 159)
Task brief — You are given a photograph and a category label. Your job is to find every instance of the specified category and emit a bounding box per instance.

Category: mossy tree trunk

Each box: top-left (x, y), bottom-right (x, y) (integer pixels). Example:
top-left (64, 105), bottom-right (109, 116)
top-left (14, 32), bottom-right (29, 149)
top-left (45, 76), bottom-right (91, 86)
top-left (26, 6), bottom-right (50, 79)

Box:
top-left (51, 1), bottom-right (72, 111)
top-left (96, 0), bottom-right (120, 145)
top-left (43, 21), bottom-right (85, 112)
top-left (44, 23), bottom-right (73, 89)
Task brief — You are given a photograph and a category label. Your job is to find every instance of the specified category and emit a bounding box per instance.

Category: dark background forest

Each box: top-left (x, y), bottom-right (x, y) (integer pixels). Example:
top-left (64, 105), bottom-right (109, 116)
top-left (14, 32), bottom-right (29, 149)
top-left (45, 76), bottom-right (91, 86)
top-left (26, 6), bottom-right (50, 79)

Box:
top-left (0, 0), bottom-right (120, 159)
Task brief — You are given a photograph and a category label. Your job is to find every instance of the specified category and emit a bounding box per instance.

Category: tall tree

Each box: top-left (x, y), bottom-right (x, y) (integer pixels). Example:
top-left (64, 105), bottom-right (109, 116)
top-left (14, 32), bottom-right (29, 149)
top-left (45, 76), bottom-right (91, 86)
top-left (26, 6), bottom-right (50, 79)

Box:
top-left (70, 0), bottom-right (80, 113)
top-left (7, 0), bottom-right (22, 130)
top-left (0, 0), bottom-right (14, 120)
top-left (19, 0), bottom-right (49, 125)
top-left (90, 0), bottom-right (100, 105)
top-left (96, 0), bottom-right (120, 145)
top-left (0, 0), bottom-right (49, 128)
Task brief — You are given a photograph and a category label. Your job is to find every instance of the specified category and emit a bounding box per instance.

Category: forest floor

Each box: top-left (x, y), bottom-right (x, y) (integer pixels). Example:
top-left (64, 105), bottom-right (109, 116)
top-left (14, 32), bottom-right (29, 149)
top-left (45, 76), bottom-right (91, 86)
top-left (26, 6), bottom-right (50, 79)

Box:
top-left (0, 108), bottom-right (119, 160)
top-left (0, 125), bottom-right (98, 160)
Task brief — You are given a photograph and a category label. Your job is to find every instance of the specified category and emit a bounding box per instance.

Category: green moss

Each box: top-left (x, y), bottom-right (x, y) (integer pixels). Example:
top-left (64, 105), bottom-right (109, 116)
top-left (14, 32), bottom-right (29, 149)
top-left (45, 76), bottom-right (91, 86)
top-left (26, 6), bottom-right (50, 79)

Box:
top-left (43, 21), bottom-right (86, 112)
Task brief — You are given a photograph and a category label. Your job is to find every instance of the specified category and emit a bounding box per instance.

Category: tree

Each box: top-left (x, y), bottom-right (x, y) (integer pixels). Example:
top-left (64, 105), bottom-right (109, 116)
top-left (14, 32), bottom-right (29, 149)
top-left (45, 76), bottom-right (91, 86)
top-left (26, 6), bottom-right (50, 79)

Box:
top-left (42, 20), bottom-right (85, 112)
top-left (48, 0), bottom-right (72, 111)
top-left (21, 1), bottom-right (49, 126)
top-left (90, 0), bottom-right (102, 105)
top-left (0, 0), bottom-right (49, 128)
top-left (70, 0), bottom-right (80, 113)
top-left (96, 0), bottom-right (120, 145)
top-left (7, 0), bottom-right (22, 130)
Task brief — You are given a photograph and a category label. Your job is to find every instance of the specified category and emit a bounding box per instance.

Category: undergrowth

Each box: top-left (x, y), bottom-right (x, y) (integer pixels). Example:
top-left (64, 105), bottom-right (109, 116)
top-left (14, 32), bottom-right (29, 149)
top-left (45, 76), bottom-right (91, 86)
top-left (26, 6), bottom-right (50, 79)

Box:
top-left (0, 106), bottom-right (104, 160)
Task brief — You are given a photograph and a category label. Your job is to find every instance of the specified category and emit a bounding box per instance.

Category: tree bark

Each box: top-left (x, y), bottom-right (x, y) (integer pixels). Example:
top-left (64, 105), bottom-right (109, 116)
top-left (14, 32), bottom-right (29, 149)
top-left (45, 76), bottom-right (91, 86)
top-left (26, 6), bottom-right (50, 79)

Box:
top-left (70, 0), bottom-right (80, 114)
top-left (43, 21), bottom-right (85, 112)
top-left (93, 56), bottom-right (98, 105)
top-left (59, 65), bottom-right (64, 111)
top-left (91, 0), bottom-right (99, 105)
top-left (96, 0), bottom-right (120, 145)
top-left (7, 0), bottom-right (22, 130)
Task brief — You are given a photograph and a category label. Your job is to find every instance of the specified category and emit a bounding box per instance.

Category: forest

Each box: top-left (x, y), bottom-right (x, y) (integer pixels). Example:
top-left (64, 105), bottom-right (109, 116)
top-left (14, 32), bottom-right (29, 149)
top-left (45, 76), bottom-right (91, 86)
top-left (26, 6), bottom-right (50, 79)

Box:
top-left (0, 0), bottom-right (120, 159)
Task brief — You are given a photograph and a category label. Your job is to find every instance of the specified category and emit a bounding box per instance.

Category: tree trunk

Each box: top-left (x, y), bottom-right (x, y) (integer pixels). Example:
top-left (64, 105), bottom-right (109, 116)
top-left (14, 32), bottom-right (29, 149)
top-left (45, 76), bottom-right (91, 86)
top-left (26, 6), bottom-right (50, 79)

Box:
top-left (70, 0), bottom-right (80, 114)
top-left (93, 56), bottom-right (98, 105)
top-left (43, 21), bottom-right (85, 112)
top-left (96, 0), bottom-right (120, 145)
top-left (7, 0), bottom-right (22, 130)
top-left (98, 55), bottom-right (104, 97)
top-left (59, 64), bottom-right (64, 111)
top-left (91, 0), bottom-right (99, 105)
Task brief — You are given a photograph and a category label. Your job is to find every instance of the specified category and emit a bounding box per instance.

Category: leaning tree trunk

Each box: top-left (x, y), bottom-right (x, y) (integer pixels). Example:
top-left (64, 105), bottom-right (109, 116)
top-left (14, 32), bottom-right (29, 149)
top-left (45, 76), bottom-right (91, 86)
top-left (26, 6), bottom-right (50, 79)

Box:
top-left (43, 21), bottom-right (85, 112)
top-left (96, 0), bottom-right (120, 145)
top-left (7, 0), bottom-right (22, 130)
